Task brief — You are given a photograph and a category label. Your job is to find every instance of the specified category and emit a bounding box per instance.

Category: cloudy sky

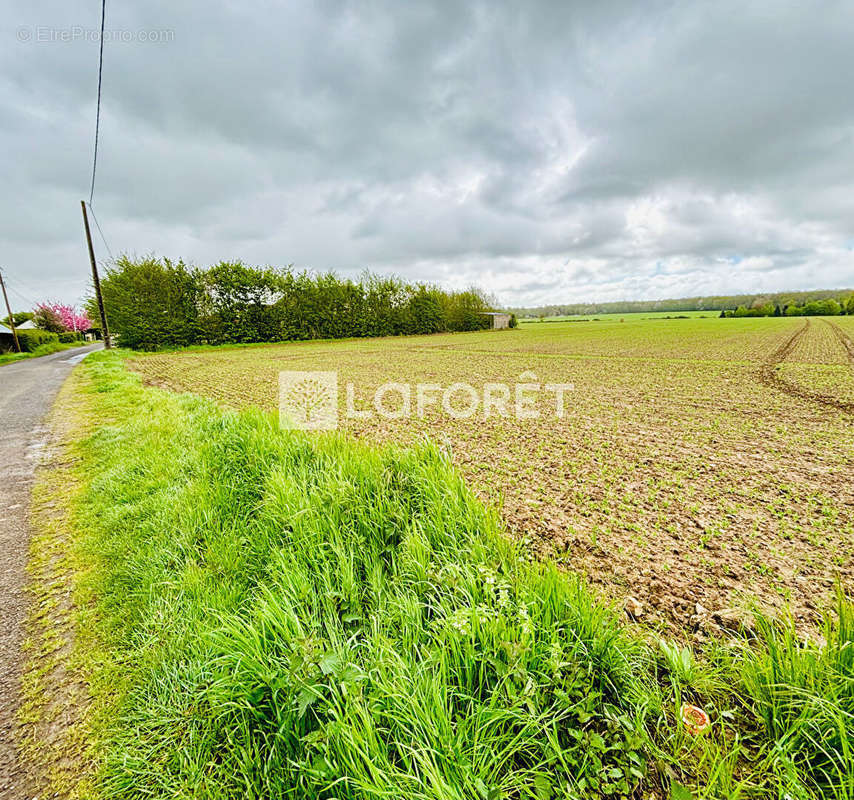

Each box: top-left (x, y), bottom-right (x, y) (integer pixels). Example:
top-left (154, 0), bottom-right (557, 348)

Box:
top-left (2, 1), bottom-right (853, 309)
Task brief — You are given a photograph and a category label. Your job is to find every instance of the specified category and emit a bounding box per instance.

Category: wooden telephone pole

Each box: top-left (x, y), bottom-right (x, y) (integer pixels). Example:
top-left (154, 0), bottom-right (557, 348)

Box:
top-left (0, 270), bottom-right (21, 353)
top-left (81, 200), bottom-right (111, 349)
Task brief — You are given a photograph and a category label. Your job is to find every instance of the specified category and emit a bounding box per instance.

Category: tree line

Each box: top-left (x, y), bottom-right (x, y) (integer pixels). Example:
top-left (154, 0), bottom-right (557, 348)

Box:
top-left (511, 288), bottom-right (854, 318)
top-left (88, 257), bottom-right (500, 350)
top-left (721, 295), bottom-right (854, 317)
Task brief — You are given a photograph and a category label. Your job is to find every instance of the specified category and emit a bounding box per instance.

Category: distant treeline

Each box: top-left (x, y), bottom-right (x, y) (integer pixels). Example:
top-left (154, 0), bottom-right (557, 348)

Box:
top-left (512, 288), bottom-right (854, 318)
top-left (90, 257), bottom-right (499, 351)
top-left (721, 295), bottom-right (854, 317)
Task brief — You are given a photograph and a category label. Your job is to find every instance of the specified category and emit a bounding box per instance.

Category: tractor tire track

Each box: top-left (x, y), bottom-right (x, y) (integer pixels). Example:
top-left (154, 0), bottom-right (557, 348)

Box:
top-left (826, 319), bottom-right (854, 371)
top-left (758, 319), bottom-right (854, 414)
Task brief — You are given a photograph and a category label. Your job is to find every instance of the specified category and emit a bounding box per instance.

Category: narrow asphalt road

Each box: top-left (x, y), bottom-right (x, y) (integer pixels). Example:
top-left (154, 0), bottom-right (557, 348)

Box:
top-left (0, 343), bottom-right (101, 799)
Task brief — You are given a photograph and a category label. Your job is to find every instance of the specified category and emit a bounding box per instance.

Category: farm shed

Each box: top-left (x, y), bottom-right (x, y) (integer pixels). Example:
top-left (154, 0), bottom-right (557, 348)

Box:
top-left (480, 311), bottom-right (511, 330)
top-left (0, 323), bottom-right (18, 352)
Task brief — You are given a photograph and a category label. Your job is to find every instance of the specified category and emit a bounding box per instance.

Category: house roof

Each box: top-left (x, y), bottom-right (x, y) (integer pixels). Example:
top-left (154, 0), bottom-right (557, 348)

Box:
top-left (1, 320), bottom-right (37, 332)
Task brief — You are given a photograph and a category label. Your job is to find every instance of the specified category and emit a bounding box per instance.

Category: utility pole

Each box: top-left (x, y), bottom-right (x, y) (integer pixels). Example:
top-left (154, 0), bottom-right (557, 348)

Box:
top-left (0, 270), bottom-right (21, 353)
top-left (80, 200), bottom-right (111, 349)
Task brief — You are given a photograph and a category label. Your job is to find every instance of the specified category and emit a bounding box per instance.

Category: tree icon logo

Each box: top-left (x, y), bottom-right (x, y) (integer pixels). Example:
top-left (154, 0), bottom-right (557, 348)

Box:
top-left (278, 371), bottom-right (338, 430)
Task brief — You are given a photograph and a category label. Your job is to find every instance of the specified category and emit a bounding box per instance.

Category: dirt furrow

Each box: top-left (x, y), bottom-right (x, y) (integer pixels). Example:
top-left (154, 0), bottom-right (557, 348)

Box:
top-left (826, 320), bottom-right (854, 371)
top-left (758, 320), bottom-right (854, 413)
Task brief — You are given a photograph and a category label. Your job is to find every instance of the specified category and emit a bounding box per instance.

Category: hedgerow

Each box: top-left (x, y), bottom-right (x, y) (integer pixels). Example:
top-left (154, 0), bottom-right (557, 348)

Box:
top-left (89, 257), bottom-right (495, 350)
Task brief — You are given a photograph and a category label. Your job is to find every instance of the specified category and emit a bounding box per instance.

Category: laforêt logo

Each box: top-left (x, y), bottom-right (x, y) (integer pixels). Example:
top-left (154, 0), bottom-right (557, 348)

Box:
top-left (278, 371), bottom-right (339, 430)
top-left (278, 370), bottom-right (575, 431)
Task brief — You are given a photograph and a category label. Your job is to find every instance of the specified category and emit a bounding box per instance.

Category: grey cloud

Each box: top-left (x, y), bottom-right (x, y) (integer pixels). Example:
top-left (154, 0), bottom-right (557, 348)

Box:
top-left (1, 0), bottom-right (853, 308)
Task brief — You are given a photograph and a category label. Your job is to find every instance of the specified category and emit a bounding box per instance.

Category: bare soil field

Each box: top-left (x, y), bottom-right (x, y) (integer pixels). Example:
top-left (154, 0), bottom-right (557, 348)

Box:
top-left (128, 316), bottom-right (854, 636)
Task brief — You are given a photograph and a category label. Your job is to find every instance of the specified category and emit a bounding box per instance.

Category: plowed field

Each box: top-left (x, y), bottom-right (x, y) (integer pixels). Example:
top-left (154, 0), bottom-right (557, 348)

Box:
top-left (128, 316), bottom-right (854, 635)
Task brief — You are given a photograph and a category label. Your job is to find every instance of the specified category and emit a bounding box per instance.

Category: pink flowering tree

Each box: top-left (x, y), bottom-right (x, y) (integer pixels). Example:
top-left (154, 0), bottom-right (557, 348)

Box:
top-left (34, 303), bottom-right (92, 332)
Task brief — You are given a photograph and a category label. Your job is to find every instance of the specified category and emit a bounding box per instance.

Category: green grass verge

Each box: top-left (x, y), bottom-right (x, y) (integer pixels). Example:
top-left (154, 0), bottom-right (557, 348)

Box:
top-left (0, 340), bottom-right (84, 366)
top-left (46, 353), bottom-right (853, 799)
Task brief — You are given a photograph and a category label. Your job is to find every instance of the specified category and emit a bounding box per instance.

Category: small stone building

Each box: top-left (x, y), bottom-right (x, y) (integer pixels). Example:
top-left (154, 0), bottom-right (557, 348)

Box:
top-left (480, 312), bottom-right (511, 330)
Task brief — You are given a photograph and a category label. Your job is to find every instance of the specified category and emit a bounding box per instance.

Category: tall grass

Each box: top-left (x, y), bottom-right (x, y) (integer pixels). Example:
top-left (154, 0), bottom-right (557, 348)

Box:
top-left (62, 353), bottom-right (853, 799)
top-left (740, 596), bottom-right (854, 800)
top-left (74, 355), bottom-right (661, 799)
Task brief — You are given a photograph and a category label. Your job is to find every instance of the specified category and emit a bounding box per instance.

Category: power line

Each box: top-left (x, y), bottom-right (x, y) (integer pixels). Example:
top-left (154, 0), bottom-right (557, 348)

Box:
top-left (87, 202), bottom-right (115, 261)
top-left (89, 0), bottom-right (107, 205)
top-left (0, 269), bottom-right (42, 300)
top-left (7, 284), bottom-right (39, 308)
top-left (82, 0), bottom-right (113, 348)
top-left (0, 268), bottom-right (41, 307)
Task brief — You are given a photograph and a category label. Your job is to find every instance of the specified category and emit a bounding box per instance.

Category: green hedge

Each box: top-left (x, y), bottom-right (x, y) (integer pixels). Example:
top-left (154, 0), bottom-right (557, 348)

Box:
top-left (17, 329), bottom-right (59, 352)
top-left (90, 257), bottom-right (497, 351)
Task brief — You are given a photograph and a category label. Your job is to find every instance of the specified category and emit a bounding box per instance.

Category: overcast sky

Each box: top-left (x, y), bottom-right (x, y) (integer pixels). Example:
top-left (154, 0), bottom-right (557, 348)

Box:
top-left (2, 1), bottom-right (853, 309)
